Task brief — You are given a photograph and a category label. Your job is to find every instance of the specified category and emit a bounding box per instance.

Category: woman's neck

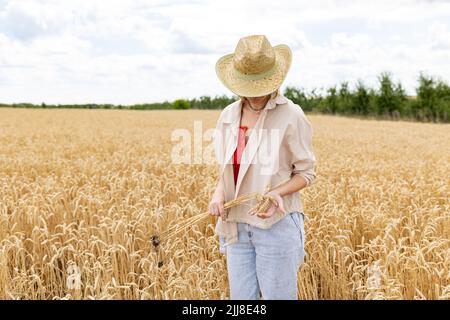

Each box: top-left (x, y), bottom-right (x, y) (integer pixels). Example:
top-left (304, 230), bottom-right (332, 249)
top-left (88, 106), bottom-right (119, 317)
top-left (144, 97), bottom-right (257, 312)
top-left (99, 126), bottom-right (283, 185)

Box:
top-left (247, 95), bottom-right (271, 111)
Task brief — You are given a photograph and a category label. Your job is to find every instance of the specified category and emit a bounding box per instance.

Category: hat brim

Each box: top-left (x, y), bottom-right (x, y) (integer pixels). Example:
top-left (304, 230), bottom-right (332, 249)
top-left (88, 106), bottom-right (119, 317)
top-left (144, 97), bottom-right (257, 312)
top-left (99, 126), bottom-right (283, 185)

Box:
top-left (215, 44), bottom-right (292, 98)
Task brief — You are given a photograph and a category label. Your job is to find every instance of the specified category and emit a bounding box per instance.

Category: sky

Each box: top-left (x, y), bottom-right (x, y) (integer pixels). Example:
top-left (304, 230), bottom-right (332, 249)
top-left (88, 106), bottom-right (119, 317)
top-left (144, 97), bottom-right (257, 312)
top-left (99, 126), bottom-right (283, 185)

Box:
top-left (1, 0), bottom-right (450, 105)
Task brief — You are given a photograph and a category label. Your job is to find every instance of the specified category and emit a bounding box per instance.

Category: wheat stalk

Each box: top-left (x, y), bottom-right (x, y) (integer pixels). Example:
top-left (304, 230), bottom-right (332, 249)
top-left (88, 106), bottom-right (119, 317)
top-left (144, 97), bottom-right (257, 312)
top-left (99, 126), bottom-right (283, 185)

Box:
top-left (1, 108), bottom-right (448, 300)
top-left (155, 182), bottom-right (285, 242)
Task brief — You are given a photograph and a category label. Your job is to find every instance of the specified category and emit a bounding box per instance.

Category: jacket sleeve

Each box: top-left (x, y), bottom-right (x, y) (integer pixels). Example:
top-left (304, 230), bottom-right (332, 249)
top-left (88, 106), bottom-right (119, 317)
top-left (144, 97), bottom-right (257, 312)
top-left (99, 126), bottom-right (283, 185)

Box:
top-left (286, 108), bottom-right (317, 187)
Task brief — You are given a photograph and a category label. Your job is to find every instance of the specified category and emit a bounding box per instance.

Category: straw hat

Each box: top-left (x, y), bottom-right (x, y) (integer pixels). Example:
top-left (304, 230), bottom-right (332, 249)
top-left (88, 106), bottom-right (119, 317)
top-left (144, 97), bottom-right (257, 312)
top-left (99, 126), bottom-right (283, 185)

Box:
top-left (215, 34), bottom-right (292, 98)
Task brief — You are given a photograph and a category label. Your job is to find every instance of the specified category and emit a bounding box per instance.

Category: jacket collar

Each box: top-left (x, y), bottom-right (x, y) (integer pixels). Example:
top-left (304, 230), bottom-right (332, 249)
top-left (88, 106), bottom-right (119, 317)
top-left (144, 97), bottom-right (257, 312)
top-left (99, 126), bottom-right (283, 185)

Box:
top-left (218, 91), bottom-right (289, 197)
top-left (221, 91), bottom-right (289, 124)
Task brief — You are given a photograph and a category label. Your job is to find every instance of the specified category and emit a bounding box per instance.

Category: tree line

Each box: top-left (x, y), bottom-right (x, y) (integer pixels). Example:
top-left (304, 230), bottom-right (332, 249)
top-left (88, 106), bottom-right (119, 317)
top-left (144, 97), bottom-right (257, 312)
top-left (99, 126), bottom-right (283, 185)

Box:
top-left (284, 72), bottom-right (449, 123)
top-left (1, 72), bottom-right (448, 123)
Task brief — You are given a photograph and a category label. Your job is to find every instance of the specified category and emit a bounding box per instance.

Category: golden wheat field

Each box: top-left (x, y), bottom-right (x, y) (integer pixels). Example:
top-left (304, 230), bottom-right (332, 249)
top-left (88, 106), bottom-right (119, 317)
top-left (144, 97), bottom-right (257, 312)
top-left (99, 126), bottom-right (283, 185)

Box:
top-left (0, 107), bottom-right (448, 300)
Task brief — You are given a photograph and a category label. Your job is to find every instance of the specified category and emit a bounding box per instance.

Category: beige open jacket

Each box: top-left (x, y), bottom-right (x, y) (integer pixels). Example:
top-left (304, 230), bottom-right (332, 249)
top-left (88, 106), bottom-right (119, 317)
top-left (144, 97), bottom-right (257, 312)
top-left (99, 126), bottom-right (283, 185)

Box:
top-left (213, 91), bottom-right (317, 247)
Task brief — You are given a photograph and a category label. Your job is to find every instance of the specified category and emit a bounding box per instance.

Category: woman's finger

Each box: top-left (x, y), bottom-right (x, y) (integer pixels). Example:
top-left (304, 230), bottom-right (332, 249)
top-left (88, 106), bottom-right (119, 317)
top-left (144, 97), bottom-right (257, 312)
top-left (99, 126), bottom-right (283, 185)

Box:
top-left (271, 195), bottom-right (286, 214)
top-left (277, 199), bottom-right (286, 214)
top-left (257, 211), bottom-right (271, 219)
top-left (209, 203), bottom-right (219, 216)
top-left (257, 205), bottom-right (276, 219)
top-left (269, 197), bottom-right (278, 207)
top-left (218, 202), bottom-right (225, 216)
top-left (218, 203), bottom-right (226, 221)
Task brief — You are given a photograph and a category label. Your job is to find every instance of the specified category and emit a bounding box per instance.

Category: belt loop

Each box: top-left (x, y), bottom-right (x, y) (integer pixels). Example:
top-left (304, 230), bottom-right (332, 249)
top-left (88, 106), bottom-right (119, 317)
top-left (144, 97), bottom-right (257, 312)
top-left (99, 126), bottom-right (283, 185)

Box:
top-left (245, 223), bottom-right (253, 237)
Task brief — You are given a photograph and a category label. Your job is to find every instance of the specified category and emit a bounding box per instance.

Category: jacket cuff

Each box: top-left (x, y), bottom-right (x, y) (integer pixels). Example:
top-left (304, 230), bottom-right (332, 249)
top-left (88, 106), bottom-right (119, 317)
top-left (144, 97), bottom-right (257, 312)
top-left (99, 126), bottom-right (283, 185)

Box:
top-left (291, 171), bottom-right (316, 187)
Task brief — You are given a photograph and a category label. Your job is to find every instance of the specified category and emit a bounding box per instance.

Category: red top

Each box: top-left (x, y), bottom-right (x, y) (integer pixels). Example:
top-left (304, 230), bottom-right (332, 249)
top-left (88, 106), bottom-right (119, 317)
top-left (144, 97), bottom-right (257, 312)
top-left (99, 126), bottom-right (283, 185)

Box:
top-left (233, 126), bottom-right (248, 186)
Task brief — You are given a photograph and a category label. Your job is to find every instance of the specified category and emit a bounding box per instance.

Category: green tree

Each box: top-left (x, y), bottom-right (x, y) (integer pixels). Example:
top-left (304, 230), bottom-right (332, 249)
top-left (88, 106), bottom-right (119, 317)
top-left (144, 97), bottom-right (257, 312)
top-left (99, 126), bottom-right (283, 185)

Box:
top-left (338, 82), bottom-right (352, 114)
top-left (173, 99), bottom-right (190, 110)
top-left (376, 72), bottom-right (406, 118)
top-left (352, 80), bottom-right (370, 115)
top-left (415, 73), bottom-right (450, 121)
top-left (326, 86), bottom-right (338, 114)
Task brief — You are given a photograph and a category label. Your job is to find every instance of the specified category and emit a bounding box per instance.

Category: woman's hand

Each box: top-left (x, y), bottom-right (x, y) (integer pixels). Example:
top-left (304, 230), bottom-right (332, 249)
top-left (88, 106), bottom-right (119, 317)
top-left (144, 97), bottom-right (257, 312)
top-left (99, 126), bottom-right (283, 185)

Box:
top-left (208, 191), bottom-right (227, 221)
top-left (252, 190), bottom-right (286, 219)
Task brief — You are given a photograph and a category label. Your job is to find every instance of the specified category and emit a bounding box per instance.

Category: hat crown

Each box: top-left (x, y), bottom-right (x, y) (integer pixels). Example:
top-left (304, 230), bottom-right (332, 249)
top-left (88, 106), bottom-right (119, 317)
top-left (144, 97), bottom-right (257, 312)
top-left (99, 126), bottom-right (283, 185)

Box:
top-left (233, 35), bottom-right (275, 75)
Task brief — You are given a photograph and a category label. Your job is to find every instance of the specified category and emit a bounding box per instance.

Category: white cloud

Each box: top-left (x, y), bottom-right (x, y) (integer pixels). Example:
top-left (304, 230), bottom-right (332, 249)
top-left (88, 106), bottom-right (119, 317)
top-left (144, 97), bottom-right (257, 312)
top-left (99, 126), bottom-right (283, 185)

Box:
top-left (427, 21), bottom-right (450, 50)
top-left (0, 0), bottom-right (449, 104)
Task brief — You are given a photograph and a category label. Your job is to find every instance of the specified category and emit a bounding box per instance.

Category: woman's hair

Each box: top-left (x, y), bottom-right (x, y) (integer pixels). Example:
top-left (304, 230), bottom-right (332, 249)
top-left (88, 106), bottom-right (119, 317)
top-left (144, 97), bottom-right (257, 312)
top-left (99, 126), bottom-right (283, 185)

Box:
top-left (239, 88), bottom-right (279, 104)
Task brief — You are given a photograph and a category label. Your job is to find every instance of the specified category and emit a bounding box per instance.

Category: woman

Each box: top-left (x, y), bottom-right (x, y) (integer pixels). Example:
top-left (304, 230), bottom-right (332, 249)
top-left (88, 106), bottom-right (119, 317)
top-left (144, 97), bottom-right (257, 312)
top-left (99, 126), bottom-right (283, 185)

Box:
top-left (209, 35), bottom-right (317, 300)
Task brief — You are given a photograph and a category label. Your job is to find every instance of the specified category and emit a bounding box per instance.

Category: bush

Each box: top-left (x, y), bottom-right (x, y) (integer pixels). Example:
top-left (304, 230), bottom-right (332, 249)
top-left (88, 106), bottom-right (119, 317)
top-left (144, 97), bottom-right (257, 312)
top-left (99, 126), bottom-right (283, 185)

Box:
top-left (173, 99), bottom-right (190, 110)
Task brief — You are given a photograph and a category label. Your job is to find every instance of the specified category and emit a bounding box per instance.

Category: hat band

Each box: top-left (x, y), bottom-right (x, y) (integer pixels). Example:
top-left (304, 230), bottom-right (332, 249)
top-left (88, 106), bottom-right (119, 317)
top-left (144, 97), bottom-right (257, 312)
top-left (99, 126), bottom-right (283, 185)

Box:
top-left (232, 62), bottom-right (277, 81)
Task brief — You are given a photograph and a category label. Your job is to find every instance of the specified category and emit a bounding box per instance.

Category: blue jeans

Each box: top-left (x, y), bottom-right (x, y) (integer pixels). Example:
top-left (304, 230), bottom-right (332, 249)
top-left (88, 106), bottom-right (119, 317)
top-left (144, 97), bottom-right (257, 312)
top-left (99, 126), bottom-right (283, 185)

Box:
top-left (219, 211), bottom-right (306, 300)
